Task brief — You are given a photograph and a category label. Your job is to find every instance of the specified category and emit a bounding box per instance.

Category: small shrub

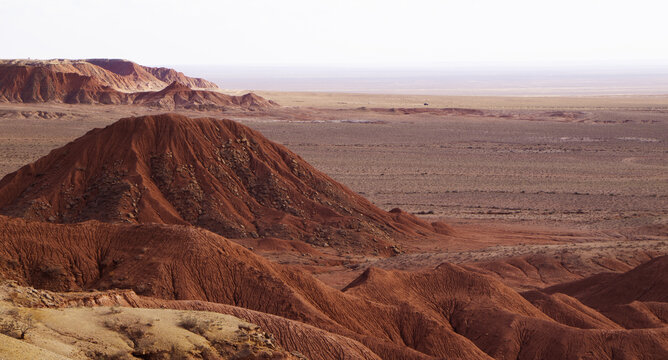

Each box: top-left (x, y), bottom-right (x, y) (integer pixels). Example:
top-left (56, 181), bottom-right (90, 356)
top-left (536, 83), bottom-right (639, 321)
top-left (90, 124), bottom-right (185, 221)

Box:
top-left (90, 350), bottom-right (129, 360)
top-left (178, 315), bottom-right (211, 335)
top-left (169, 345), bottom-right (191, 360)
top-left (107, 306), bottom-right (123, 315)
top-left (103, 318), bottom-right (147, 345)
top-left (0, 309), bottom-right (34, 339)
top-left (194, 344), bottom-right (220, 360)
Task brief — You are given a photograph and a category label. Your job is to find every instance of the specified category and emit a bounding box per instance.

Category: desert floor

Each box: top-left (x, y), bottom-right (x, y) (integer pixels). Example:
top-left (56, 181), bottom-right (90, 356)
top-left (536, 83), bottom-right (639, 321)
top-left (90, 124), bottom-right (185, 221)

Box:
top-left (1, 93), bottom-right (666, 287)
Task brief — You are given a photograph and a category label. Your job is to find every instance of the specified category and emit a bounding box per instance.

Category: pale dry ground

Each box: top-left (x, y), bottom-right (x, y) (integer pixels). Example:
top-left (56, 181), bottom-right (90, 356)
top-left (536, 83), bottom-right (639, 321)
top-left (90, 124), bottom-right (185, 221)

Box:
top-left (243, 109), bottom-right (668, 231)
top-left (256, 91), bottom-right (668, 110)
top-left (0, 281), bottom-right (286, 360)
top-left (0, 98), bottom-right (666, 231)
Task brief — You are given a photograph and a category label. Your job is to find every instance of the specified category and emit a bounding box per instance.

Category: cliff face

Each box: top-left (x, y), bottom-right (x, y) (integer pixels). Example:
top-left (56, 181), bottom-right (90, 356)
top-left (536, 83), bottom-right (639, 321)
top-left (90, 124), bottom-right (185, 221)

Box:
top-left (0, 65), bottom-right (129, 104)
top-left (86, 58), bottom-right (219, 91)
top-left (0, 60), bottom-right (275, 109)
top-left (1, 58), bottom-right (219, 92)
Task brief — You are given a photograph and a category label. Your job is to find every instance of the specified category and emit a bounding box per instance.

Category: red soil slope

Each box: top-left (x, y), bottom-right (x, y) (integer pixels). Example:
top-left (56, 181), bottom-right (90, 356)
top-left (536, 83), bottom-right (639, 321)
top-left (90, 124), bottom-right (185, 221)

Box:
top-left (545, 255), bottom-right (668, 307)
top-left (543, 255), bottom-right (668, 329)
top-left (0, 216), bottom-right (488, 360)
top-left (463, 250), bottom-right (659, 291)
top-left (344, 264), bottom-right (668, 359)
top-left (2, 215), bottom-right (666, 359)
top-left (521, 291), bottom-right (622, 330)
top-left (0, 65), bottom-right (128, 104)
top-left (0, 113), bottom-right (448, 253)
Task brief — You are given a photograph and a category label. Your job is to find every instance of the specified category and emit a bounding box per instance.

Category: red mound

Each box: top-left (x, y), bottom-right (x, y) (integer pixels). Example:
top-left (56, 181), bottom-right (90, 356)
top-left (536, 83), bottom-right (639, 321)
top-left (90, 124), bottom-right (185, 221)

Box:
top-left (343, 263), bottom-right (668, 359)
top-left (542, 255), bottom-right (668, 329)
top-left (238, 92), bottom-right (279, 108)
top-left (545, 255), bottom-right (668, 308)
top-left (521, 291), bottom-right (622, 330)
top-left (133, 81), bottom-right (278, 110)
top-left (0, 113), bottom-right (447, 253)
top-left (602, 301), bottom-right (668, 329)
top-left (463, 251), bottom-right (659, 291)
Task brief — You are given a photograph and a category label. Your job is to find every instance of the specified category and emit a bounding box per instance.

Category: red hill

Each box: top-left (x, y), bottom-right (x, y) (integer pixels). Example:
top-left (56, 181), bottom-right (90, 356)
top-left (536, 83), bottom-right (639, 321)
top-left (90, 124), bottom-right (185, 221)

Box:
top-left (133, 81), bottom-right (278, 110)
top-left (86, 58), bottom-right (219, 90)
top-left (342, 263), bottom-right (668, 359)
top-left (545, 255), bottom-right (668, 307)
top-left (0, 113), bottom-right (448, 253)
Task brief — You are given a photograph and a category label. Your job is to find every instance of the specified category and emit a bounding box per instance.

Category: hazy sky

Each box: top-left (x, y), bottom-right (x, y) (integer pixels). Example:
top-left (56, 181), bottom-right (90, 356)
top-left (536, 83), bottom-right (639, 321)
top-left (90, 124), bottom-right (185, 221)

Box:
top-left (2, 0), bottom-right (667, 69)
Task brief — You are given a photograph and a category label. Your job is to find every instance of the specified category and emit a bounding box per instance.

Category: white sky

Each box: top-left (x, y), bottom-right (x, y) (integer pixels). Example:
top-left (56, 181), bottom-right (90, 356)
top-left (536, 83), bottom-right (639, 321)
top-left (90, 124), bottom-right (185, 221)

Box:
top-left (1, 0), bottom-right (667, 69)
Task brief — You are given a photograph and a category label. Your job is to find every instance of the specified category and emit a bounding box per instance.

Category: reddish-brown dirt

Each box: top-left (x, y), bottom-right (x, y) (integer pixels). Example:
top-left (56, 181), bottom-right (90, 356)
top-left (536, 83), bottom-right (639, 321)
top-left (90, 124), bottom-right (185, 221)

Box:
top-left (0, 113), bottom-right (449, 254)
top-left (1, 215), bottom-right (666, 359)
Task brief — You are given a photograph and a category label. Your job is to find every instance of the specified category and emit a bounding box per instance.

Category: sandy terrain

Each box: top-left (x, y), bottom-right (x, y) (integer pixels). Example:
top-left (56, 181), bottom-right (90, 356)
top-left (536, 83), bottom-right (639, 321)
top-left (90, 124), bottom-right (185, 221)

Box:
top-left (246, 111), bottom-right (667, 230)
top-left (0, 282), bottom-right (296, 359)
top-left (256, 90), bottom-right (668, 109)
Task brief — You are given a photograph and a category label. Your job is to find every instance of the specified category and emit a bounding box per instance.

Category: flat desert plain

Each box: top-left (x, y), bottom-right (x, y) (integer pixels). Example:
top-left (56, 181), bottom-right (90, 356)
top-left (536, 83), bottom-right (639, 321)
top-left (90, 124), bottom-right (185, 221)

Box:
top-left (1, 93), bottom-right (666, 287)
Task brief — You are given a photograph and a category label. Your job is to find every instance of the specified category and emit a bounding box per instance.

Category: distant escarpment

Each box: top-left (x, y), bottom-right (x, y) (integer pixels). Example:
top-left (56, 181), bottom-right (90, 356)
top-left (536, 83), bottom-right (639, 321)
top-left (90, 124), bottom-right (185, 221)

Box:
top-left (0, 59), bottom-right (276, 110)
